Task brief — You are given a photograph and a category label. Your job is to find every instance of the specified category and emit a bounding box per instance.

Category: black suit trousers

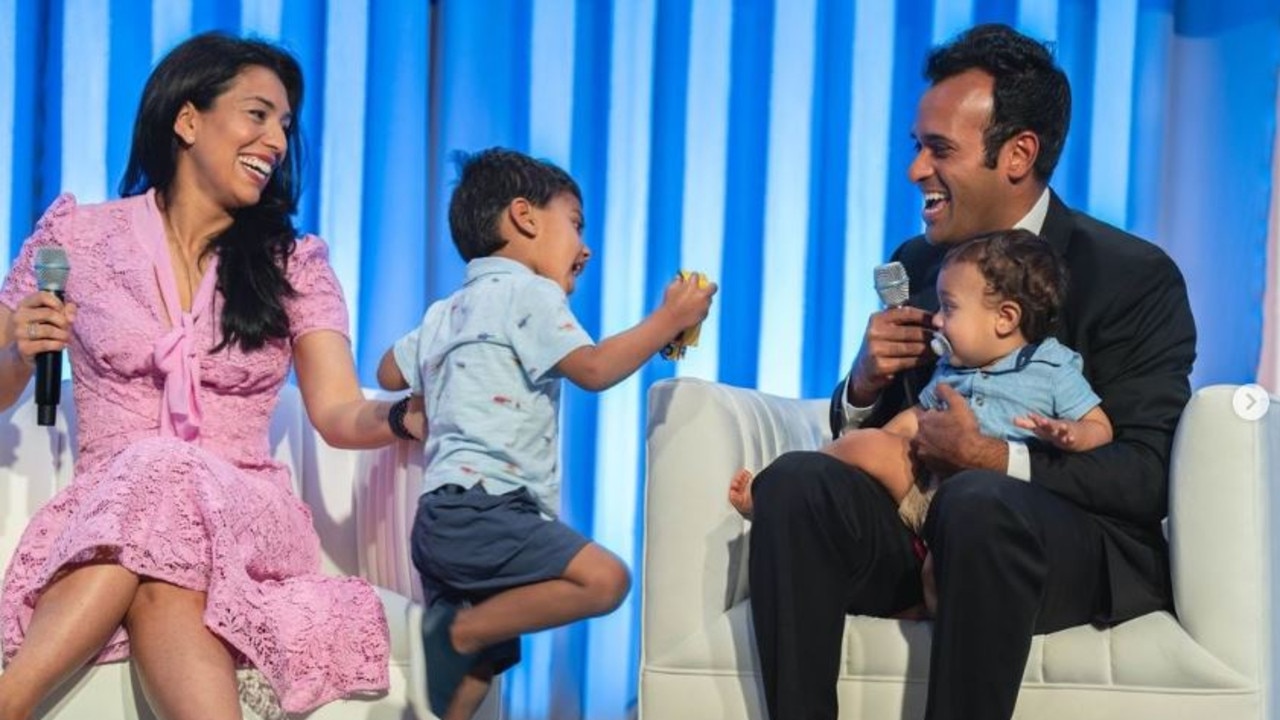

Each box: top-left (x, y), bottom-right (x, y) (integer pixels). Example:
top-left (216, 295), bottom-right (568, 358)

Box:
top-left (749, 452), bottom-right (1107, 720)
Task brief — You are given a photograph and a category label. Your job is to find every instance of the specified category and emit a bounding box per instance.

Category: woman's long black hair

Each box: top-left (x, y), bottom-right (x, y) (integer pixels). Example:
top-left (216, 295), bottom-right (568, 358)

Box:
top-left (119, 32), bottom-right (304, 352)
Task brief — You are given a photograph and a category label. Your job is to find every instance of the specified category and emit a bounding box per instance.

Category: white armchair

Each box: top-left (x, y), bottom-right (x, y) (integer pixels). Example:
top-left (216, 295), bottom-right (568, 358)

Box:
top-left (640, 378), bottom-right (1277, 720)
top-left (0, 382), bottom-right (502, 720)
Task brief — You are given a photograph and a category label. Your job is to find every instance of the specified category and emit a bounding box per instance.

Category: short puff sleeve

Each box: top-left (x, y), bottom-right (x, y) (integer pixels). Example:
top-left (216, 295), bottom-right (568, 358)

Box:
top-left (0, 194), bottom-right (78, 310)
top-left (283, 234), bottom-right (350, 344)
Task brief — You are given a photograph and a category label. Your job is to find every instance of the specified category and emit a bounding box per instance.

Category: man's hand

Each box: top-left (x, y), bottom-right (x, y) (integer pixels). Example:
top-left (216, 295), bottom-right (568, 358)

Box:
top-left (846, 306), bottom-right (934, 406)
top-left (912, 384), bottom-right (1006, 476)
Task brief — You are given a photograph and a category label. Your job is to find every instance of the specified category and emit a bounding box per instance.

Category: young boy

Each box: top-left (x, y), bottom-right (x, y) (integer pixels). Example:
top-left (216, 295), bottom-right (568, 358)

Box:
top-left (378, 148), bottom-right (716, 719)
top-left (728, 229), bottom-right (1112, 611)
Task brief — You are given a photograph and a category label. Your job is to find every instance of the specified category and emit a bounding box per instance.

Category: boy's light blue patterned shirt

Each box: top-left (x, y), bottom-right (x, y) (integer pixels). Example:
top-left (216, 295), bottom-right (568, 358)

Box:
top-left (919, 337), bottom-right (1100, 441)
top-left (392, 256), bottom-right (593, 516)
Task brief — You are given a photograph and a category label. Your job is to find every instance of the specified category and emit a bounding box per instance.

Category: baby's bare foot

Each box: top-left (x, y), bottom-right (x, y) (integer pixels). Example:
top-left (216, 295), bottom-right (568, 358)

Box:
top-left (728, 468), bottom-right (755, 519)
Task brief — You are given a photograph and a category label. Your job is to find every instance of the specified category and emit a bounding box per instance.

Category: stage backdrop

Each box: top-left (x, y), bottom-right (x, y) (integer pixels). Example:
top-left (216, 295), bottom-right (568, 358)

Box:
top-left (1262, 80), bottom-right (1280, 392)
top-left (1, 1), bottom-right (1278, 719)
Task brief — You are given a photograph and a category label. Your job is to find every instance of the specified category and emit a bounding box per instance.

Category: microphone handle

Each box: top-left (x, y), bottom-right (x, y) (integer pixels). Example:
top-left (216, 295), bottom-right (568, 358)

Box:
top-left (902, 371), bottom-right (916, 406)
top-left (34, 289), bottom-right (64, 427)
top-left (888, 299), bottom-right (919, 405)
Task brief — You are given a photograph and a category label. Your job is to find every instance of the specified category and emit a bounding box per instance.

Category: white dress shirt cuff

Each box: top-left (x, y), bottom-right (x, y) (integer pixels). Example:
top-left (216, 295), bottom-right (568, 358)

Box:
top-left (1007, 441), bottom-right (1032, 481)
top-left (838, 374), bottom-right (876, 435)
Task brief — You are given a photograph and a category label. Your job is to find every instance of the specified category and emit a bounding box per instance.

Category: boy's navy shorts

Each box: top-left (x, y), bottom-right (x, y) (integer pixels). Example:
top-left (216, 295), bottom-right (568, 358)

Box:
top-left (411, 483), bottom-right (590, 672)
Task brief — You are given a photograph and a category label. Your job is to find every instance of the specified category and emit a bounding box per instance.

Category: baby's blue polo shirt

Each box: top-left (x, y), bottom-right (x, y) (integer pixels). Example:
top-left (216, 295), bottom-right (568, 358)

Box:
top-left (919, 338), bottom-right (1100, 441)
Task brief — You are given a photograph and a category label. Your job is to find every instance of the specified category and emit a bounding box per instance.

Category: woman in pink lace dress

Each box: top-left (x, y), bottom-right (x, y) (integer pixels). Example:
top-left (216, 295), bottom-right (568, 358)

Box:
top-left (0, 34), bottom-right (418, 720)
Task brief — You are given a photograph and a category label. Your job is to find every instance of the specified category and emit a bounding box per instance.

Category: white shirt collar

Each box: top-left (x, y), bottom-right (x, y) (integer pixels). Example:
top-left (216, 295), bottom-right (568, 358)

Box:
top-left (1012, 188), bottom-right (1052, 236)
top-left (465, 255), bottom-right (533, 283)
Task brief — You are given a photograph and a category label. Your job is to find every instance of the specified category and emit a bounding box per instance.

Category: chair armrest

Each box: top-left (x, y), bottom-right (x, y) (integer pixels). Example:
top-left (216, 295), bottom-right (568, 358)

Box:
top-left (353, 439), bottom-right (426, 603)
top-left (642, 378), bottom-right (828, 664)
top-left (1168, 384), bottom-right (1277, 681)
top-left (280, 382), bottom-right (364, 579)
top-left (285, 384), bottom-right (423, 600)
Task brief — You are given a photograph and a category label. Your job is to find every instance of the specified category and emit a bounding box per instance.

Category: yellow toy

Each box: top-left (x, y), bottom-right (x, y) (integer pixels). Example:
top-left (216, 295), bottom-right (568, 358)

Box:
top-left (660, 271), bottom-right (709, 360)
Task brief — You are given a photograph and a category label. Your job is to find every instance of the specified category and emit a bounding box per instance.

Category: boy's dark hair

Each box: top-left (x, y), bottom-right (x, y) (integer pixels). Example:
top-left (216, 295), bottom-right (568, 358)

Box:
top-left (447, 148), bottom-right (581, 261)
top-left (925, 23), bottom-right (1070, 182)
top-left (943, 228), bottom-right (1067, 343)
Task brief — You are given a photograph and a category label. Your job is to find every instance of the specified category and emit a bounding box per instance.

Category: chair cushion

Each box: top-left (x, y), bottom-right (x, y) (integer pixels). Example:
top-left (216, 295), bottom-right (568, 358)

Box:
top-left (648, 601), bottom-right (1252, 691)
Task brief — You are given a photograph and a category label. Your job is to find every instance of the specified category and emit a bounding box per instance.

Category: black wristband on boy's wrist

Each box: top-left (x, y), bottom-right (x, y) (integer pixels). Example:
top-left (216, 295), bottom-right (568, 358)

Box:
top-left (388, 396), bottom-right (419, 441)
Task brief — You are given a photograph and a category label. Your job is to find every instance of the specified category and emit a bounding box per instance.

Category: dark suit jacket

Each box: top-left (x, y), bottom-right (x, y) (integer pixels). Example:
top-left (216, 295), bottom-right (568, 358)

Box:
top-left (829, 192), bottom-right (1197, 622)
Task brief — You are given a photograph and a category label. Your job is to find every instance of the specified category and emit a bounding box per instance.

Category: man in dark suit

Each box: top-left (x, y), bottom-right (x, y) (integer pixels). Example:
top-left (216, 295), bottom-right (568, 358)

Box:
top-left (747, 24), bottom-right (1197, 720)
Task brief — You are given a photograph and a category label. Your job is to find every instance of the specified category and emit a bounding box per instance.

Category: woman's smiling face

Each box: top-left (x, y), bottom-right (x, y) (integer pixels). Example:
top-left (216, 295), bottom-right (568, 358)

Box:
top-left (175, 65), bottom-right (292, 211)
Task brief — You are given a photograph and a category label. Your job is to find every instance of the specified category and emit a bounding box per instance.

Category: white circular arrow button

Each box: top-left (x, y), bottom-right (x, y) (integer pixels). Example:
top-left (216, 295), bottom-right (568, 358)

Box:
top-left (1232, 384), bottom-right (1270, 422)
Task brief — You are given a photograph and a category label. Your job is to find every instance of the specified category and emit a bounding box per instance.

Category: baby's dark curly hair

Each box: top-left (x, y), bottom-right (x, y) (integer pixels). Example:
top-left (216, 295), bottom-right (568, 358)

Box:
top-left (943, 229), bottom-right (1066, 342)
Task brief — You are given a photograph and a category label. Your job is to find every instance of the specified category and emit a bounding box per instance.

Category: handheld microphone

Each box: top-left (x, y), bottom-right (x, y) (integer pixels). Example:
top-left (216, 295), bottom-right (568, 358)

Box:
top-left (34, 247), bottom-right (69, 426)
top-left (873, 261), bottom-right (952, 356)
top-left (873, 262), bottom-right (910, 308)
top-left (871, 262), bottom-right (916, 402)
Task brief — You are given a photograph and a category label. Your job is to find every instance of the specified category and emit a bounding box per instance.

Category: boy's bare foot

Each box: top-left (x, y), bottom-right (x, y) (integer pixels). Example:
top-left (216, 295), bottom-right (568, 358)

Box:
top-left (728, 468), bottom-right (755, 519)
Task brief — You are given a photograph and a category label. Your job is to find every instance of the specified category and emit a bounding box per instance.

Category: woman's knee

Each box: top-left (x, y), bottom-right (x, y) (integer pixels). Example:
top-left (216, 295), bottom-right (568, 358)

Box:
top-left (125, 580), bottom-right (205, 628)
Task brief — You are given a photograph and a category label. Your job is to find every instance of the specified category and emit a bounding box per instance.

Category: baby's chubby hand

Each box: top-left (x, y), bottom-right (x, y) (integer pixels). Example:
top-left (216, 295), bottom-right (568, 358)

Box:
top-left (1014, 413), bottom-right (1078, 450)
top-left (658, 271), bottom-right (718, 332)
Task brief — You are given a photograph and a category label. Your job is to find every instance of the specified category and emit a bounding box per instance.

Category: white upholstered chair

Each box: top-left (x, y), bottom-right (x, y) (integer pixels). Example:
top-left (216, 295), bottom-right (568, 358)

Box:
top-left (0, 382), bottom-right (502, 720)
top-left (640, 378), bottom-right (1277, 720)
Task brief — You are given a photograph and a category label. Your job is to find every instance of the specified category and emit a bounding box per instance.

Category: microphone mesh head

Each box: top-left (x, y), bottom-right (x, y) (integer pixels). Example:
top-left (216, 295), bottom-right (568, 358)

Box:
top-left (873, 261), bottom-right (909, 308)
top-left (35, 247), bottom-right (70, 292)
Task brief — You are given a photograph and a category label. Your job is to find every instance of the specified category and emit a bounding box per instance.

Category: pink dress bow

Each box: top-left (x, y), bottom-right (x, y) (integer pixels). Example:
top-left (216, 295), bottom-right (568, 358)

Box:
top-left (153, 311), bottom-right (204, 440)
top-left (144, 190), bottom-right (219, 441)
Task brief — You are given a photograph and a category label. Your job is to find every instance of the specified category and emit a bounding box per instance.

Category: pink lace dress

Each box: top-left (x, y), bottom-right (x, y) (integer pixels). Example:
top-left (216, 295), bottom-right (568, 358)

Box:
top-left (0, 192), bottom-right (389, 713)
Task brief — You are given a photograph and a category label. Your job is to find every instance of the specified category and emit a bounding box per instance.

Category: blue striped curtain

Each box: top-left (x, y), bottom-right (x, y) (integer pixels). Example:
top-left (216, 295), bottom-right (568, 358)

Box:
top-left (1264, 97), bottom-right (1280, 391)
top-left (2, 2), bottom-right (1278, 719)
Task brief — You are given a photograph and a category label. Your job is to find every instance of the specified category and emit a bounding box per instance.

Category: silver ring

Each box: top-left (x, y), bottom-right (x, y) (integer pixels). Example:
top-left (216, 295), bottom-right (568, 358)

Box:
top-left (27, 321), bottom-right (37, 340)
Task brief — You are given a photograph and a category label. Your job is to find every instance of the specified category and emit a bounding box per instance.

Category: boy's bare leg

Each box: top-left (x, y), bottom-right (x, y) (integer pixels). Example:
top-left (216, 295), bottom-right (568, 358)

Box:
top-left (443, 664), bottom-right (494, 720)
top-left (820, 429), bottom-right (916, 503)
top-left (0, 563), bottom-right (139, 720)
top-left (449, 543), bottom-right (630, 656)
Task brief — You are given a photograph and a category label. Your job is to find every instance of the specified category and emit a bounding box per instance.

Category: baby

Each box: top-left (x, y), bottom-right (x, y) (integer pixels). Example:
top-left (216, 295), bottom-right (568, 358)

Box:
top-left (730, 229), bottom-right (1112, 610)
